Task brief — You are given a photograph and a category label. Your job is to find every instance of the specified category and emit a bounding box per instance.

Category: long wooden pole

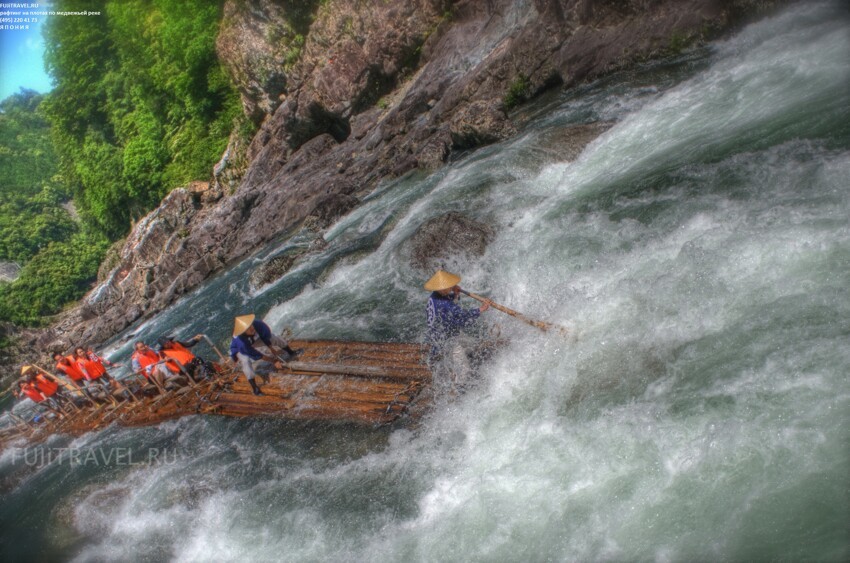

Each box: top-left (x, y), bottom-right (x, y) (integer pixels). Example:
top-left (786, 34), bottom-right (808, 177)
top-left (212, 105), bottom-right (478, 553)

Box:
top-left (459, 289), bottom-right (570, 337)
top-left (202, 335), bottom-right (228, 363)
top-left (280, 361), bottom-right (423, 381)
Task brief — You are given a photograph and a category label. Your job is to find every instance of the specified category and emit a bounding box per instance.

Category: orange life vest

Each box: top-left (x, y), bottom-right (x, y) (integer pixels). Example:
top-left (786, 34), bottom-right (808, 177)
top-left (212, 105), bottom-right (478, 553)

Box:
top-left (161, 348), bottom-right (196, 373)
top-left (75, 356), bottom-right (106, 380)
top-left (132, 349), bottom-right (162, 379)
top-left (33, 374), bottom-right (59, 396)
top-left (21, 382), bottom-right (46, 403)
top-left (56, 356), bottom-right (86, 382)
top-left (170, 342), bottom-right (194, 355)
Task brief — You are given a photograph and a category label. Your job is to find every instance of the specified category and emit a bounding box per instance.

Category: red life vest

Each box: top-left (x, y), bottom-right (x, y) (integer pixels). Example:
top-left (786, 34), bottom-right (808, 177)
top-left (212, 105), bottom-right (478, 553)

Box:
top-left (56, 356), bottom-right (86, 382)
top-left (33, 374), bottom-right (59, 396)
top-left (132, 349), bottom-right (162, 379)
top-left (75, 355), bottom-right (106, 380)
top-left (21, 382), bottom-right (46, 403)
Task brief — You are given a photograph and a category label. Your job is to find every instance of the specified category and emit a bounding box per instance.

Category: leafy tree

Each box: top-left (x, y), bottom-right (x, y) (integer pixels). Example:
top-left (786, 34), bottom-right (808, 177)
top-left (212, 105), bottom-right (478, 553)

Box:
top-left (0, 229), bottom-right (109, 324)
top-left (1, 0), bottom-right (244, 326)
top-left (42, 0), bottom-right (241, 238)
top-left (0, 90), bottom-right (75, 264)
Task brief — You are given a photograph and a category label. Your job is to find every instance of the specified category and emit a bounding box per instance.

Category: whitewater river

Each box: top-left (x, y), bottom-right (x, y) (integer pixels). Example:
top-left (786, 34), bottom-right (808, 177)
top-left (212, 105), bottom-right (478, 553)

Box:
top-left (1, 2), bottom-right (848, 561)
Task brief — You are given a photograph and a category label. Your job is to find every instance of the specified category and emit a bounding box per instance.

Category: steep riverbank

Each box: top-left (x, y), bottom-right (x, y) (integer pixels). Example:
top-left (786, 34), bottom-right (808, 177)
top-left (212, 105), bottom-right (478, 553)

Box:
top-left (18, 0), bottom-right (789, 369)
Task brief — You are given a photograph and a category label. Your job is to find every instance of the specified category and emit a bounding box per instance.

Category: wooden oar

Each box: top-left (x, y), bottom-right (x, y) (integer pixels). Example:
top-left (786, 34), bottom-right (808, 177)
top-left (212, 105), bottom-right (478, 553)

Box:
top-left (459, 289), bottom-right (571, 337)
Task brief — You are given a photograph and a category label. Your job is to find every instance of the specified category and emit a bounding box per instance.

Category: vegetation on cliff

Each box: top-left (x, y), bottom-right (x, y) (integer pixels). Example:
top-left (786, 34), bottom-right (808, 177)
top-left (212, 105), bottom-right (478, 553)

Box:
top-left (0, 0), bottom-right (241, 327)
top-left (0, 91), bottom-right (71, 266)
top-left (0, 90), bottom-right (108, 326)
top-left (42, 0), bottom-right (242, 238)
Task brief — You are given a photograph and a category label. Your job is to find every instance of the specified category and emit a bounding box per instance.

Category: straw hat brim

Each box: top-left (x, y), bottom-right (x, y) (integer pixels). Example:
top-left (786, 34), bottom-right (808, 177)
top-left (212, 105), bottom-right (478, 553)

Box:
top-left (424, 270), bottom-right (461, 291)
top-left (233, 314), bottom-right (256, 337)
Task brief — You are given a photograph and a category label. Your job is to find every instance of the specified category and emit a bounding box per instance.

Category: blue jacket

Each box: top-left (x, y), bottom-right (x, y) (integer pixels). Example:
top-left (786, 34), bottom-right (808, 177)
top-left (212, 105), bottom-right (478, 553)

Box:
top-left (229, 319), bottom-right (274, 361)
top-left (426, 291), bottom-right (480, 348)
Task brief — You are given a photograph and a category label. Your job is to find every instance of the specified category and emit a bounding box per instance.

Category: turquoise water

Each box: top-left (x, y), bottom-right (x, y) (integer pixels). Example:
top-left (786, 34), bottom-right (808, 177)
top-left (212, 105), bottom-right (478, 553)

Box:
top-left (1, 2), bottom-right (849, 561)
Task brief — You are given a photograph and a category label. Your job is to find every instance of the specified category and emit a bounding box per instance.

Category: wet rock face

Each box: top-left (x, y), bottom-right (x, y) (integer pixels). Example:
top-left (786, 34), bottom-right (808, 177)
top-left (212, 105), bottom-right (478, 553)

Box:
top-left (408, 213), bottom-right (495, 273)
top-left (449, 100), bottom-right (518, 150)
top-left (216, 0), bottom-right (319, 124)
top-left (45, 186), bottom-right (223, 348)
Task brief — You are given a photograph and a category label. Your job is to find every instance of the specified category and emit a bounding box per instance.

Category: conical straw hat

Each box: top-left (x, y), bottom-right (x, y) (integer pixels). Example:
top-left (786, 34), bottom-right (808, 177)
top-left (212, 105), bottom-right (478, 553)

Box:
top-left (424, 270), bottom-right (461, 291)
top-left (20, 365), bottom-right (34, 375)
top-left (233, 314), bottom-right (256, 337)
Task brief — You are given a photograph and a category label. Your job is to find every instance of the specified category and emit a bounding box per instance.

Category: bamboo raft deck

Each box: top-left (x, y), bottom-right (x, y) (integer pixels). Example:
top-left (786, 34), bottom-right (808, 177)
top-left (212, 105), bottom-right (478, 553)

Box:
top-left (0, 340), bottom-right (432, 449)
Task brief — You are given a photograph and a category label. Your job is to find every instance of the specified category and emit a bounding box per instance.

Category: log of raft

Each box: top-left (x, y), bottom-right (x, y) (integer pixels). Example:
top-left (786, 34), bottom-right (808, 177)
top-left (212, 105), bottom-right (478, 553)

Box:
top-left (0, 340), bottom-right (432, 449)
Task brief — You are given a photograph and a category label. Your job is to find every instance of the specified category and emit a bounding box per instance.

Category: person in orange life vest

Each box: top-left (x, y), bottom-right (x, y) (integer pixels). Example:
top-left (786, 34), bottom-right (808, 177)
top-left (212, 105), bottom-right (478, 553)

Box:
top-left (16, 374), bottom-right (65, 418)
top-left (130, 341), bottom-right (176, 391)
top-left (74, 346), bottom-right (121, 391)
top-left (83, 347), bottom-right (121, 369)
top-left (157, 334), bottom-right (213, 381)
top-left (23, 365), bottom-right (70, 410)
top-left (53, 352), bottom-right (87, 388)
top-left (53, 351), bottom-right (101, 404)
top-left (16, 379), bottom-right (46, 402)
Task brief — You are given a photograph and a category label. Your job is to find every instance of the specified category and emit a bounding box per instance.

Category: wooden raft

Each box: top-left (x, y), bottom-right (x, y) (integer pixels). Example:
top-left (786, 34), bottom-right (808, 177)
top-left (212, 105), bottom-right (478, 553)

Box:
top-left (0, 340), bottom-right (432, 448)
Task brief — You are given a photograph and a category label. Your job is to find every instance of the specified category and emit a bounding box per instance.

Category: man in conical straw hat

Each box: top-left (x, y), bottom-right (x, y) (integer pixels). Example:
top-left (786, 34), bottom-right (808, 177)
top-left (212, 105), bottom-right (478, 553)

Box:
top-left (230, 314), bottom-right (301, 395)
top-left (424, 270), bottom-right (491, 384)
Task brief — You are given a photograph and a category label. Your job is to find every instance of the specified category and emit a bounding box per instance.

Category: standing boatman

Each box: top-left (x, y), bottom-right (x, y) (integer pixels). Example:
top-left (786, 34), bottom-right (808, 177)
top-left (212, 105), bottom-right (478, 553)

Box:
top-left (424, 270), bottom-right (491, 388)
top-left (230, 314), bottom-right (300, 396)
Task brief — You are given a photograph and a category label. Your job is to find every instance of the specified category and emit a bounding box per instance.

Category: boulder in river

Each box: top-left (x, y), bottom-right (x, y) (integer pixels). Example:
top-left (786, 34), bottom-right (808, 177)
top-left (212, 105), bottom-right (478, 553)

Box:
top-left (408, 212), bottom-right (495, 273)
top-left (249, 253), bottom-right (299, 290)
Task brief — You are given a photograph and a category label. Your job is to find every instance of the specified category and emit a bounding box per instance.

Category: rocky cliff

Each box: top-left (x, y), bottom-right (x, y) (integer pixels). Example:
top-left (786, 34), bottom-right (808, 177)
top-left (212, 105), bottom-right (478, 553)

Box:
top-left (32, 0), bottom-right (788, 357)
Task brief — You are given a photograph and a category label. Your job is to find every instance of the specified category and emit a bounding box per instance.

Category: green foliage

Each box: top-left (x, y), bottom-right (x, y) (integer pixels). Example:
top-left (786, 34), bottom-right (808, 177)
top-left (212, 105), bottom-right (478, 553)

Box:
top-left (41, 0), bottom-right (241, 238)
top-left (0, 90), bottom-right (75, 265)
top-left (666, 30), bottom-right (692, 56)
top-left (0, 90), bottom-right (107, 325)
top-left (0, 228), bottom-right (109, 325)
top-left (284, 34), bottom-right (306, 69)
top-left (503, 74), bottom-right (531, 110)
top-left (0, 0), bottom-right (245, 325)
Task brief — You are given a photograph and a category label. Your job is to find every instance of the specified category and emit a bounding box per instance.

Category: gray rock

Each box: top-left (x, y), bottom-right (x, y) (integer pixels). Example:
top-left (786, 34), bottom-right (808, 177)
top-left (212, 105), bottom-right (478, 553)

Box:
top-left (408, 213), bottom-right (495, 273)
top-left (449, 100), bottom-right (517, 150)
top-left (0, 262), bottom-right (21, 282)
top-left (249, 254), bottom-right (298, 289)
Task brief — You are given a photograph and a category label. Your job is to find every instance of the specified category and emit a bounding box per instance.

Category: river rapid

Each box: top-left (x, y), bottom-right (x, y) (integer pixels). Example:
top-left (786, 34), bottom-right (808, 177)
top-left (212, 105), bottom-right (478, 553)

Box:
top-left (1, 2), bottom-right (848, 561)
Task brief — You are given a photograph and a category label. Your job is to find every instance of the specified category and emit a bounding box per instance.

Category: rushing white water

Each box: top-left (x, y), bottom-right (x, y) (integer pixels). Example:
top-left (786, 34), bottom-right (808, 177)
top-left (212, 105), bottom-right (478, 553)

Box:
top-left (1, 3), bottom-right (848, 561)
